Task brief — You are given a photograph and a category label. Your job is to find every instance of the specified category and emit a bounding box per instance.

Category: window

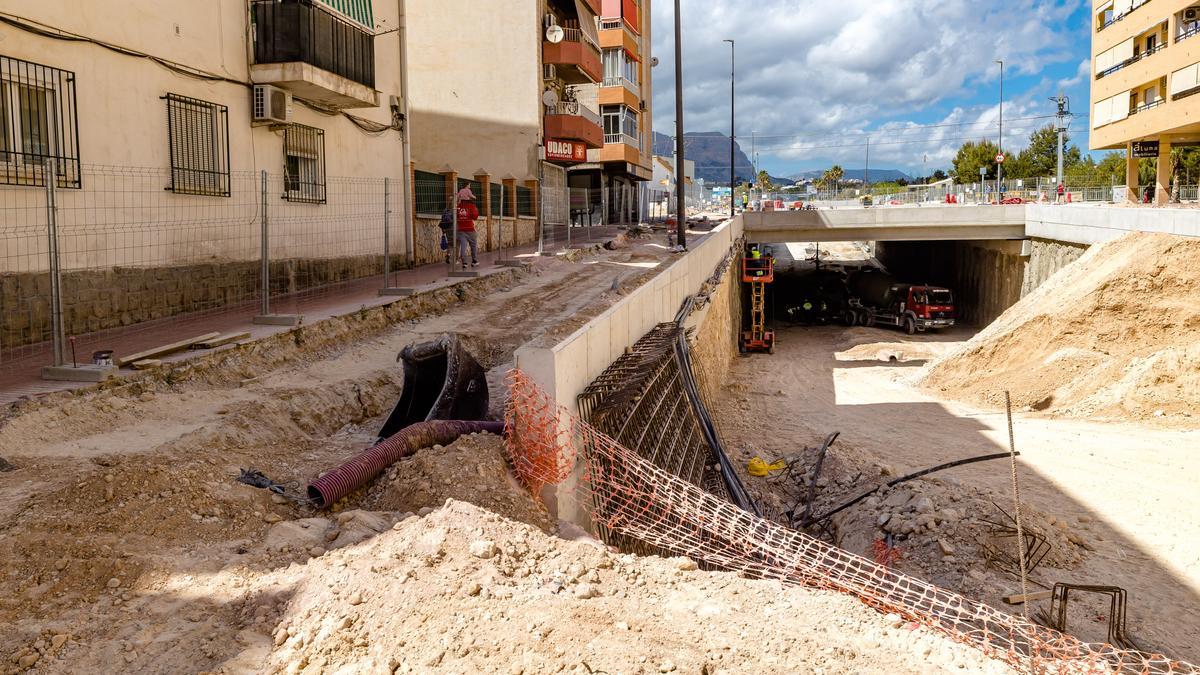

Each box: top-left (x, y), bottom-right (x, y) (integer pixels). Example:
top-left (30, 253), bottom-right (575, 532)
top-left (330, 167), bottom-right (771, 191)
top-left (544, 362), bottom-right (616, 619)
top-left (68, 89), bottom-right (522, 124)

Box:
top-left (283, 123), bottom-right (326, 203)
top-left (163, 94), bottom-right (230, 197)
top-left (0, 55), bottom-right (80, 188)
top-left (601, 105), bottom-right (638, 142)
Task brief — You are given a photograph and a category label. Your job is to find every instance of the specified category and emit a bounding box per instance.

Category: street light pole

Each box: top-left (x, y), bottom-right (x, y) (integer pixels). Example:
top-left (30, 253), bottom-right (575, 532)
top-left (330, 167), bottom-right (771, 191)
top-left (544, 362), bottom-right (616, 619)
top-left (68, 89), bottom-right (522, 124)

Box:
top-left (673, 0), bottom-right (686, 249)
top-left (996, 59), bottom-right (1004, 199)
top-left (724, 39), bottom-right (735, 219)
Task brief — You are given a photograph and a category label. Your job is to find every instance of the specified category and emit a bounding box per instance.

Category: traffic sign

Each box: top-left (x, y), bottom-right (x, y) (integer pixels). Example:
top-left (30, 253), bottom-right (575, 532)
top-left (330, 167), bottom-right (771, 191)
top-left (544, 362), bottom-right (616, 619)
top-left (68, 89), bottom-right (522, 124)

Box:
top-left (995, 153), bottom-right (1006, 164)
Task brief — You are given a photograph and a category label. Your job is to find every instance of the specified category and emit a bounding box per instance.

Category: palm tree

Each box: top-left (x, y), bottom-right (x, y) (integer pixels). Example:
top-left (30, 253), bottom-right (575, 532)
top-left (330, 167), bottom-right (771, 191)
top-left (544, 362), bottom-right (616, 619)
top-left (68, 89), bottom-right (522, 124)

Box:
top-left (818, 165), bottom-right (845, 193)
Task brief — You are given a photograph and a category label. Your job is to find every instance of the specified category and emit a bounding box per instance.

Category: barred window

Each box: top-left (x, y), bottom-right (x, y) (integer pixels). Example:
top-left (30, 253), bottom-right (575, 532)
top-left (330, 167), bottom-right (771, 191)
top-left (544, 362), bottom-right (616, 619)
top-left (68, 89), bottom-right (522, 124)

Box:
top-left (163, 93), bottom-right (230, 197)
top-left (0, 54), bottom-right (81, 188)
top-left (283, 123), bottom-right (326, 203)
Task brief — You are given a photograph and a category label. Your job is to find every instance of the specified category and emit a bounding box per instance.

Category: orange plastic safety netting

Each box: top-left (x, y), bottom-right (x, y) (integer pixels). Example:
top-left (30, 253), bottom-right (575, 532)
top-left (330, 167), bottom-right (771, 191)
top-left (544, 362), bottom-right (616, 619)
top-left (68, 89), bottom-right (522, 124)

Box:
top-left (503, 369), bottom-right (1198, 675)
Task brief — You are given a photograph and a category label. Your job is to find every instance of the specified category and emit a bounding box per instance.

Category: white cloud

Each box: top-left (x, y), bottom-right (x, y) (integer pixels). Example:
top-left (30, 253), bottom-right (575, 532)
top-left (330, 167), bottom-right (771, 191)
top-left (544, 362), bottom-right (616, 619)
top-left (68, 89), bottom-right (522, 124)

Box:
top-left (649, 0), bottom-right (1086, 173)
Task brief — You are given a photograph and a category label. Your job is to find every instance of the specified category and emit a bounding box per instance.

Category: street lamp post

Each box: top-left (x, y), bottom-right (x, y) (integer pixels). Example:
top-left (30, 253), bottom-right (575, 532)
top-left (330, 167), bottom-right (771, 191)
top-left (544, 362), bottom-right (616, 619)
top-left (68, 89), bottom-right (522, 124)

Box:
top-left (996, 59), bottom-right (1004, 199)
top-left (673, 0), bottom-right (686, 249)
top-left (724, 39), bottom-right (735, 219)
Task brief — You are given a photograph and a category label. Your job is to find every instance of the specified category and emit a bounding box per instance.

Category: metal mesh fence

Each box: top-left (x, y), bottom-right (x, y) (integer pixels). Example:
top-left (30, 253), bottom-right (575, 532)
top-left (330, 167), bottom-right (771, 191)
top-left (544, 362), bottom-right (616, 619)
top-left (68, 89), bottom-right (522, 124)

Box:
top-left (0, 163), bottom-right (411, 372)
top-left (504, 369), bottom-right (1200, 675)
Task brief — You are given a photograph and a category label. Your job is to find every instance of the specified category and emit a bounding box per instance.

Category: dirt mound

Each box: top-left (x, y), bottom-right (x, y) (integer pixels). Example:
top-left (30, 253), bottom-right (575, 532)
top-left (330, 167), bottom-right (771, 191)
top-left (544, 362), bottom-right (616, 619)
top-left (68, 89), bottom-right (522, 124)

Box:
top-left (245, 500), bottom-right (1015, 675)
top-left (354, 431), bottom-right (555, 533)
top-left (921, 232), bottom-right (1200, 422)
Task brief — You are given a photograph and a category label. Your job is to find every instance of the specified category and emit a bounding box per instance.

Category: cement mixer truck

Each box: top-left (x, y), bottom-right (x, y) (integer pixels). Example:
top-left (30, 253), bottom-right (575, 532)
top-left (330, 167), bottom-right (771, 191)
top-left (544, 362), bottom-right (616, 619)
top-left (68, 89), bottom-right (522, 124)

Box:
top-left (844, 269), bottom-right (956, 335)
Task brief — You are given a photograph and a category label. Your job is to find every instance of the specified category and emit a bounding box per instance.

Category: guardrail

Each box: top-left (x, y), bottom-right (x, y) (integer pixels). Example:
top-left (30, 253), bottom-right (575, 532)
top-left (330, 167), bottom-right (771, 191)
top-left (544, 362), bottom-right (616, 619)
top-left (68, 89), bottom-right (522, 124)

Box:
top-left (547, 101), bottom-right (602, 126)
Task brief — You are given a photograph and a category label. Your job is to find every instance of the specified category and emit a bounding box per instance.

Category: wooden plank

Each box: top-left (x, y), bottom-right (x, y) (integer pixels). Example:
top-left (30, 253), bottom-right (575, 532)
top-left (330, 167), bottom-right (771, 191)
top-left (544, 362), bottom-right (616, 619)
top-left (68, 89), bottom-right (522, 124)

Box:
top-left (1003, 590), bottom-right (1052, 605)
top-left (131, 359), bottom-right (162, 370)
top-left (190, 332), bottom-right (252, 350)
top-left (117, 332), bottom-right (220, 367)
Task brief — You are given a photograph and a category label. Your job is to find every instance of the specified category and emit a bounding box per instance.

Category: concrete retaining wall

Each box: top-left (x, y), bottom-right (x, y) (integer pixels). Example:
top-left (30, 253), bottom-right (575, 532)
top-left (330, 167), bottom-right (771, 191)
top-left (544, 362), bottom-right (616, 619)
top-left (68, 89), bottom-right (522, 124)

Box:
top-left (1026, 204), bottom-right (1200, 244)
top-left (514, 218), bottom-right (744, 413)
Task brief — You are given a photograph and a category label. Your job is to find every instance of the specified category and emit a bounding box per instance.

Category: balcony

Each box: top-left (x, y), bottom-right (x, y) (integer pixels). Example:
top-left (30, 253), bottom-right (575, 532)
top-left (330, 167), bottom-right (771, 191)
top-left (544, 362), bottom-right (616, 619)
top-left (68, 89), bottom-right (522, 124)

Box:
top-left (602, 75), bottom-right (639, 97)
top-left (544, 29), bottom-right (603, 84)
top-left (251, 0), bottom-right (378, 109)
top-left (545, 102), bottom-right (604, 148)
top-left (1097, 41), bottom-right (1166, 79)
top-left (602, 132), bottom-right (642, 164)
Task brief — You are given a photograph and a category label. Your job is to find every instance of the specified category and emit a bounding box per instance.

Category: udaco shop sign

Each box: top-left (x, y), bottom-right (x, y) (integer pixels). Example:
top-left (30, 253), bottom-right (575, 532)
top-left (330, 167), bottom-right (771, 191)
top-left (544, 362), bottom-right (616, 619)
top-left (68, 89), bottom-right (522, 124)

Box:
top-left (545, 139), bottom-right (587, 162)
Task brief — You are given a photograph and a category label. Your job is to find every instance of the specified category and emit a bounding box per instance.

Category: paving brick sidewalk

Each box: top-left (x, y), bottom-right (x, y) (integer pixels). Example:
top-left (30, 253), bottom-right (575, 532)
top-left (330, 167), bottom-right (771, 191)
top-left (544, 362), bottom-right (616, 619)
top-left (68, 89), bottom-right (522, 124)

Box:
top-left (0, 245), bottom-right (541, 406)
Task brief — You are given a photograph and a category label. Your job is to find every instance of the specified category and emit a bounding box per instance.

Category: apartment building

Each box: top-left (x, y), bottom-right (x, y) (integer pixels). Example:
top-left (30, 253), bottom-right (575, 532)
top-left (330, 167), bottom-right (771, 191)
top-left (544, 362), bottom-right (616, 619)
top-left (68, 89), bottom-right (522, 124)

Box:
top-left (1091, 0), bottom-right (1200, 203)
top-left (553, 0), bottom-right (654, 221)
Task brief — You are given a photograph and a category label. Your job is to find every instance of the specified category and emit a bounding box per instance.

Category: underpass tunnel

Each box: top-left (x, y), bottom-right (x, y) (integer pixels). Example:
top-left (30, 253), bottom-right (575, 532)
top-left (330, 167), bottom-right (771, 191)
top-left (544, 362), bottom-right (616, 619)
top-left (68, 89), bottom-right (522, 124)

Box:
top-left (874, 240), bottom-right (1030, 327)
top-left (744, 239), bottom-right (1032, 332)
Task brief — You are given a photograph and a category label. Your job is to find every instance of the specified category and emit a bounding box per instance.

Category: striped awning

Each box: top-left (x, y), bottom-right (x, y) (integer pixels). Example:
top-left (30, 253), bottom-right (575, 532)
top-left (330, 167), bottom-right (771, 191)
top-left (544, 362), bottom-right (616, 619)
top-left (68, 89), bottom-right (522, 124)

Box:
top-left (317, 0), bottom-right (374, 30)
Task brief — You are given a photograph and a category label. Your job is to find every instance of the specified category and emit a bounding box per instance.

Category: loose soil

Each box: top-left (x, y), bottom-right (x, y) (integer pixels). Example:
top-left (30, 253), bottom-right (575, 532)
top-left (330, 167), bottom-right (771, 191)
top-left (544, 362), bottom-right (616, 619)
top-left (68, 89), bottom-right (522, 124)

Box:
top-left (0, 237), bottom-right (1014, 674)
top-left (922, 232), bottom-right (1200, 424)
top-left (712, 323), bottom-right (1200, 659)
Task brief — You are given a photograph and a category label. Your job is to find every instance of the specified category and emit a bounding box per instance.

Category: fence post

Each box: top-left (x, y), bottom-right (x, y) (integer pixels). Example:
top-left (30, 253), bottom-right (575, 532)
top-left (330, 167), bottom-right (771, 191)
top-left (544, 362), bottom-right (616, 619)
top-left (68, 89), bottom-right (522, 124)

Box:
top-left (253, 171), bottom-right (301, 325)
top-left (46, 159), bottom-right (63, 367)
top-left (383, 177), bottom-right (391, 286)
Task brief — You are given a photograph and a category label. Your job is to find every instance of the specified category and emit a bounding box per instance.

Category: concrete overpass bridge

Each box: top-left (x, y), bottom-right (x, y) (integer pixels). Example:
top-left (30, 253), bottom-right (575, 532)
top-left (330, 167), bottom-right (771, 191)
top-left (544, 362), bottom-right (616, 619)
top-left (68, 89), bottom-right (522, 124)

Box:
top-left (741, 204), bottom-right (1028, 243)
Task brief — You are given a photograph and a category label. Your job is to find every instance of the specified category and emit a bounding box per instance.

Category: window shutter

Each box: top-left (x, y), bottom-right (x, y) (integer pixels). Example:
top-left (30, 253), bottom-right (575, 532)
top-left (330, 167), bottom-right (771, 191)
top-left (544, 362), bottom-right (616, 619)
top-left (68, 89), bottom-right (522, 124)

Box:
top-left (1171, 62), bottom-right (1200, 96)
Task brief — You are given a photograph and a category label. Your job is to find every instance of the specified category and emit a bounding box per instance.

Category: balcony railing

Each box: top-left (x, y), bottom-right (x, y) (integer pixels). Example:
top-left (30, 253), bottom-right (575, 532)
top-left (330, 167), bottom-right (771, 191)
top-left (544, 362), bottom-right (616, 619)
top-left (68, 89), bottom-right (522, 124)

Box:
top-left (1129, 98), bottom-right (1165, 115)
top-left (605, 132), bottom-right (641, 147)
top-left (1098, 0), bottom-right (1150, 32)
top-left (546, 101), bottom-right (602, 126)
top-left (1097, 41), bottom-right (1166, 79)
top-left (559, 26), bottom-right (600, 52)
top-left (252, 0), bottom-right (375, 89)
top-left (1178, 23), bottom-right (1200, 43)
top-left (602, 75), bottom-right (639, 96)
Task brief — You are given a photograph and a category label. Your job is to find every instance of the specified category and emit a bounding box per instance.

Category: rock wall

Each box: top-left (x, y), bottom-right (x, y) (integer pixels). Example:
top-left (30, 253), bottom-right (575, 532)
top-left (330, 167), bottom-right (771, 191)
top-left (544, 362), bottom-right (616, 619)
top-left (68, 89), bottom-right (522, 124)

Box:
top-left (688, 253), bottom-right (741, 407)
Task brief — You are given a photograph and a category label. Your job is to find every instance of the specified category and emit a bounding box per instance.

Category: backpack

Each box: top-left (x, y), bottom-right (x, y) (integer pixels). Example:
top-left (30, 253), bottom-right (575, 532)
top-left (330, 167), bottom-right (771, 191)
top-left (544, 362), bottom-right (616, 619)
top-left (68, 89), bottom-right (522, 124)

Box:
top-left (438, 207), bottom-right (454, 230)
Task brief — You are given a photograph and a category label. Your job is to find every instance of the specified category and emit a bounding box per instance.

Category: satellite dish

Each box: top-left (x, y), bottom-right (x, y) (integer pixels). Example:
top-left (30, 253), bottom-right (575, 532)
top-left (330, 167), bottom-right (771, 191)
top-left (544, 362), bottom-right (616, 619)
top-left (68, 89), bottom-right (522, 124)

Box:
top-left (546, 25), bottom-right (565, 44)
top-left (542, 89), bottom-right (559, 107)
top-left (650, 56), bottom-right (660, 67)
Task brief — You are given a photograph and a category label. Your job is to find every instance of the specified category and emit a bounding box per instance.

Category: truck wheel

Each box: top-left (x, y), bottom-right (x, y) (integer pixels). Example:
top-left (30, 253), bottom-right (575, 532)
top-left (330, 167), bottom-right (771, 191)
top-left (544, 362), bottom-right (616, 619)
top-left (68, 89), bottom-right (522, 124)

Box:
top-left (904, 317), bottom-right (917, 335)
top-left (843, 310), bottom-right (856, 327)
top-left (864, 313), bottom-right (876, 328)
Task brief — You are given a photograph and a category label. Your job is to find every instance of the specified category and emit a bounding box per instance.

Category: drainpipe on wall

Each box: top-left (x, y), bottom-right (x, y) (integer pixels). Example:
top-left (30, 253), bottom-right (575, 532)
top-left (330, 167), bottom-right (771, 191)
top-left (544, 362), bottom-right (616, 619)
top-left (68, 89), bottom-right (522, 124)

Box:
top-left (398, 0), bottom-right (416, 266)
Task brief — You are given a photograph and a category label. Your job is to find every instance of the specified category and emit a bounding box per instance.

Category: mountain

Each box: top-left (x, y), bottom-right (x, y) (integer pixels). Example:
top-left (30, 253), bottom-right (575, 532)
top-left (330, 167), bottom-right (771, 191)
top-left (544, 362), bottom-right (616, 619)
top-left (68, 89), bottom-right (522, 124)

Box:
top-left (652, 131), bottom-right (779, 186)
top-left (790, 168), bottom-right (914, 183)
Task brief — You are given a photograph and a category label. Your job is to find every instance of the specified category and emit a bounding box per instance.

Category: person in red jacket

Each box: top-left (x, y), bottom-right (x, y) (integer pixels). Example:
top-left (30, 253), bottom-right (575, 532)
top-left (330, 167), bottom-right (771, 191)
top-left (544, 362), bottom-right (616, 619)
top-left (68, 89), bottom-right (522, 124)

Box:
top-left (455, 187), bottom-right (479, 269)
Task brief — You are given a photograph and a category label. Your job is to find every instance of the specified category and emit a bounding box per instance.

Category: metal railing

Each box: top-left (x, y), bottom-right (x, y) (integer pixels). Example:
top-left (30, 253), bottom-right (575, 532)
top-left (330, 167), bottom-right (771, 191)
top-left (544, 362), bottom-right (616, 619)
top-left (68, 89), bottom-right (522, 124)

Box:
top-left (1178, 23), bottom-right (1200, 42)
top-left (604, 132), bottom-right (641, 147)
top-left (546, 101), bottom-right (602, 126)
top-left (1097, 41), bottom-right (1166, 79)
top-left (251, 0), bottom-right (375, 88)
top-left (559, 26), bottom-right (601, 52)
top-left (1097, 0), bottom-right (1150, 32)
top-left (602, 75), bottom-right (640, 96)
top-left (1129, 98), bottom-right (1166, 115)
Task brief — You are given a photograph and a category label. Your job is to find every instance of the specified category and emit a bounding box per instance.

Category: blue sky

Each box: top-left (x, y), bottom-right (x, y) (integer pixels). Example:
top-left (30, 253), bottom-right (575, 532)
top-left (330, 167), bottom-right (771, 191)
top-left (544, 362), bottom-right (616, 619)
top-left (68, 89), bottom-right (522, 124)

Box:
top-left (649, 0), bottom-right (1095, 178)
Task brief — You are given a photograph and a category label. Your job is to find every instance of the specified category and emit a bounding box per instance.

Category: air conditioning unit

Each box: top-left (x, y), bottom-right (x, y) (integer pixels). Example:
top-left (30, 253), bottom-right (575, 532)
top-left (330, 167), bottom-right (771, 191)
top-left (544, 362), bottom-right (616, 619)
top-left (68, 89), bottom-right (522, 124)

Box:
top-left (1187, 7), bottom-right (1199, 20)
top-left (252, 84), bottom-right (292, 125)
top-left (543, 64), bottom-right (557, 81)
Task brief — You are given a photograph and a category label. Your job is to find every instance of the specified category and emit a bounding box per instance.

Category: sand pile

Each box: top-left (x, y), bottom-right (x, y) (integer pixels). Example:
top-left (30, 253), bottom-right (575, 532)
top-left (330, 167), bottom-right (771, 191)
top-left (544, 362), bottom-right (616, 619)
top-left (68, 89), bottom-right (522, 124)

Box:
top-left (244, 500), bottom-right (1016, 675)
top-left (922, 232), bottom-right (1200, 421)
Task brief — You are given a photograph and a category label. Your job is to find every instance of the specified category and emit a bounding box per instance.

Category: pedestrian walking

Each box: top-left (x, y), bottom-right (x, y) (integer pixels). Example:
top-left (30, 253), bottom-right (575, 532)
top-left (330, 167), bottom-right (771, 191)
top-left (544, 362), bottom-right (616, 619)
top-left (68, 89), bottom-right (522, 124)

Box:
top-left (455, 187), bottom-right (480, 269)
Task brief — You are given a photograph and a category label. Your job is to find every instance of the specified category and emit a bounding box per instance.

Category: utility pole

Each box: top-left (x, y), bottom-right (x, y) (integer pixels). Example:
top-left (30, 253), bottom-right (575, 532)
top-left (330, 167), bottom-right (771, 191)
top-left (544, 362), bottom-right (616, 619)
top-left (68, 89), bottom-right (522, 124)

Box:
top-left (864, 136), bottom-right (870, 191)
top-left (996, 60), bottom-right (1005, 198)
top-left (673, 0), bottom-right (686, 249)
top-left (724, 39), bottom-right (735, 219)
top-left (1051, 92), bottom-right (1071, 193)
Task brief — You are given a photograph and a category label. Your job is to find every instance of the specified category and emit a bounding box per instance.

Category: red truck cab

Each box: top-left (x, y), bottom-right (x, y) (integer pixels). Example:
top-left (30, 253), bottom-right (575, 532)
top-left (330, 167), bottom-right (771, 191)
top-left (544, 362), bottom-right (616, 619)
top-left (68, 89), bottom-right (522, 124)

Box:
top-left (904, 286), bottom-right (956, 327)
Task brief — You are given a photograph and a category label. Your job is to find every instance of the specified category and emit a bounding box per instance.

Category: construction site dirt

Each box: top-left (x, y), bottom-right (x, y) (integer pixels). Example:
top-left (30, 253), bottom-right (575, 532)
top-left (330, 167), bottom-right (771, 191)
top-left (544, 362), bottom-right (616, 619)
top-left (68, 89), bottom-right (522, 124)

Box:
top-left (712, 322), bottom-right (1200, 660)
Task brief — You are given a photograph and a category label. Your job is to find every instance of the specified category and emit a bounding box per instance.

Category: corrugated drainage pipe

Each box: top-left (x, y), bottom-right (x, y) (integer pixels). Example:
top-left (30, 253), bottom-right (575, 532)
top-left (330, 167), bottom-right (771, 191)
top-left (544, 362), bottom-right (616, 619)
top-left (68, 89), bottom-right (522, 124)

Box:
top-left (307, 420), bottom-right (505, 508)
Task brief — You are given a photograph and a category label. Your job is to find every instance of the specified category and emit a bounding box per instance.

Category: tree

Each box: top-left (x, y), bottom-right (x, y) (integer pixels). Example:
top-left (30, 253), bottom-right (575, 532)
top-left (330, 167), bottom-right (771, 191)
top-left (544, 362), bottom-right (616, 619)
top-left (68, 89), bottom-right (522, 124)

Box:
top-left (755, 170), bottom-right (775, 193)
top-left (817, 165), bottom-right (844, 190)
top-left (931, 169), bottom-right (948, 182)
top-left (1009, 125), bottom-right (1083, 180)
top-left (952, 140), bottom-right (999, 184)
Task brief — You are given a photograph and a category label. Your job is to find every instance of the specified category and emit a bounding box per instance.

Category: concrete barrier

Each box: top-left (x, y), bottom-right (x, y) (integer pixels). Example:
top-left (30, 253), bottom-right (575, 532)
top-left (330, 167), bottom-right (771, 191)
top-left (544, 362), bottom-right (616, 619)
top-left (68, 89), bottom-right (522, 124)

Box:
top-left (514, 218), bottom-right (743, 413)
top-left (1026, 204), bottom-right (1200, 244)
top-left (743, 205), bottom-right (1027, 243)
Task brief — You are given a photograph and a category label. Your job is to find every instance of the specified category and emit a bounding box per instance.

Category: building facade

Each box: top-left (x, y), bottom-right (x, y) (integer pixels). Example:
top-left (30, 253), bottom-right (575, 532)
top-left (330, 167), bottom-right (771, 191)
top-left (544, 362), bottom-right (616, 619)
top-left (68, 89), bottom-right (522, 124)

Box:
top-left (1090, 0), bottom-right (1200, 204)
top-left (555, 0), bottom-right (653, 222)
